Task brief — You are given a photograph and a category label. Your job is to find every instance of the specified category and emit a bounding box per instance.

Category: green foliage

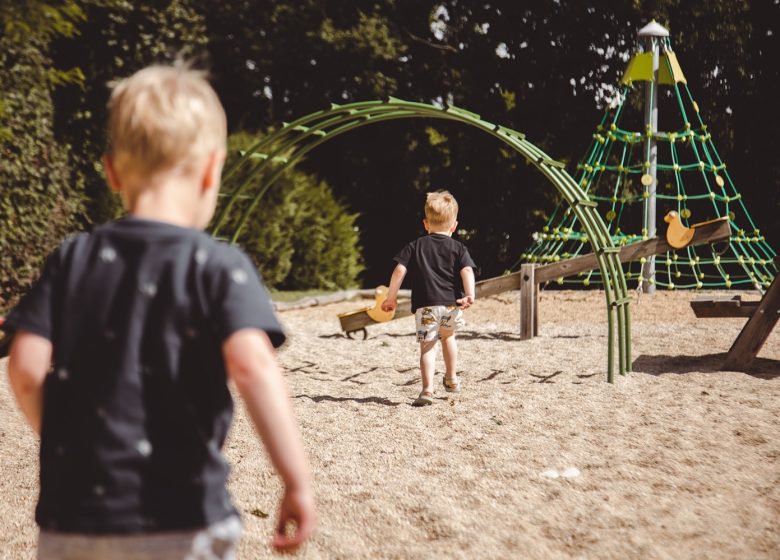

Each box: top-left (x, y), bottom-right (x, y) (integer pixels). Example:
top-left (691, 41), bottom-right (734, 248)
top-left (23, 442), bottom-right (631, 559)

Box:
top-left (218, 132), bottom-right (364, 290)
top-left (0, 33), bottom-right (84, 309)
top-left (2, 0), bottom-right (775, 296)
top-left (0, 101), bottom-right (11, 142)
top-left (1, 0), bottom-right (85, 43)
top-left (50, 0), bottom-right (208, 227)
top-left (199, 0), bottom-right (778, 284)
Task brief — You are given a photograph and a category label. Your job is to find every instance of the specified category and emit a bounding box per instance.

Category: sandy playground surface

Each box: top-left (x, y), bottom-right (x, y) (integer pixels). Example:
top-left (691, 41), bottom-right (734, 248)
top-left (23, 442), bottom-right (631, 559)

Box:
top-left (0, 289), bottom-right (778, 559)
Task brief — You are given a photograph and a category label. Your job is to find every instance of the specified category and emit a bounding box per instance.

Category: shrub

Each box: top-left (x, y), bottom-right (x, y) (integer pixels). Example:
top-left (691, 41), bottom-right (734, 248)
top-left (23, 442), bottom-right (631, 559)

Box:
top-left (214, 131), bottom-right (364, 290)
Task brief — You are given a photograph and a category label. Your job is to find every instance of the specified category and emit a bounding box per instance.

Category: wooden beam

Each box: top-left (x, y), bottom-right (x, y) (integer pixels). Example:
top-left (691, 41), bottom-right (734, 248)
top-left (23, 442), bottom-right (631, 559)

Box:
top-left (471, 217), bottom-right (730, 299)
top-left (474, 271), bottom-right (523, 298)
top-left (535, 217), bottom-right (730, 284)
top-left (520, 264), bottom-right (538, 339)
top-left (722, 260), bottom-right (780, 370)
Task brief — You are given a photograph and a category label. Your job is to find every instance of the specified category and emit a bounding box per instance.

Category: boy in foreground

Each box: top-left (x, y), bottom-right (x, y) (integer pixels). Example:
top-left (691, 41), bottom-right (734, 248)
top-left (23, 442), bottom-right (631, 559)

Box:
top-left (381, 191), bottom-right (476, 406)
top-left (3, 63), bottom-right (315, 558)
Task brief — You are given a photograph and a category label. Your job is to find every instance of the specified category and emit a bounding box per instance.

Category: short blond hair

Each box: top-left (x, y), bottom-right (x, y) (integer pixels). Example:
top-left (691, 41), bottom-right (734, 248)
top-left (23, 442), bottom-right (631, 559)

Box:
top-left (425, 190), bottom-right (458, 227)
top-left (107, 62), bottom-right (227, 179)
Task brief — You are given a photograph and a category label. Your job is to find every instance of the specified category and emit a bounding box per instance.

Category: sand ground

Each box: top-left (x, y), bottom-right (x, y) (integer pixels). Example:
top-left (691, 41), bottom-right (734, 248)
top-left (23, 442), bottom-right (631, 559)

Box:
top-left (1, 290), bottom-right (778, 559)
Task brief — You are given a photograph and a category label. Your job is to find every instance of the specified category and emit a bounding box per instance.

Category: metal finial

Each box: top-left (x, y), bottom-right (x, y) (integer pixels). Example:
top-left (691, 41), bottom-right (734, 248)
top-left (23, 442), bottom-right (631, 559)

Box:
top-left (638, 20), bottom-right (670, 38)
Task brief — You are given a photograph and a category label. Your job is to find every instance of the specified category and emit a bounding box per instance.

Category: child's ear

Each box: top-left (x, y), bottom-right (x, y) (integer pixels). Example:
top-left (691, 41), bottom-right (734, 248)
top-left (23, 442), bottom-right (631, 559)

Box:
top-left (450, 220), bottom-right (458, 233)
top-left (422, 218), bottom-right (429, 232)
top-left (103, 154), bottom-right (122, 193)
top-left (202, 149), bottom-right (226, 194)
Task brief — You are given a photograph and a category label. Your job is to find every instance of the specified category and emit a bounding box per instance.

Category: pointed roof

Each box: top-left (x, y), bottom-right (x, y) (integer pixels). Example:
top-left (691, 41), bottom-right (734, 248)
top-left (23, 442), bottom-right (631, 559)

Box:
top-left (638, 20), bottom-right (670, 38)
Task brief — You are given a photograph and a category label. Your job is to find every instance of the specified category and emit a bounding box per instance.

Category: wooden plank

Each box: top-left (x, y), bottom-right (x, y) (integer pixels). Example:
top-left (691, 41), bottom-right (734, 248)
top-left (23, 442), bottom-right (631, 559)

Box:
top-left (690, 296), bottom-right (760, 318)
top-left (535, 217), bottom-right (730, 284)
top-left (722, 262), bottom-right (780, 370)
top-left (520, 264), bottom-right (537, 340)
top-left (474, 272), bottom-right (524, 299)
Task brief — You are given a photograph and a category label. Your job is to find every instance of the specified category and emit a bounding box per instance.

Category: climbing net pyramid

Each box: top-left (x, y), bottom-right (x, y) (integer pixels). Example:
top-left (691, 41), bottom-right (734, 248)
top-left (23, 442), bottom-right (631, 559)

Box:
top-left (522, 35), bottom-right (777, 291)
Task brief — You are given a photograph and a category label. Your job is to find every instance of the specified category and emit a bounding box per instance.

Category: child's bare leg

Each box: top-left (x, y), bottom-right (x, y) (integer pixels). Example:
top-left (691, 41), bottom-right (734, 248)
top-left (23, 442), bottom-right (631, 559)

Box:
top-left (419, 339), bottom-right (437, 392)
top-left (440, 330), bottom-right (458, 381)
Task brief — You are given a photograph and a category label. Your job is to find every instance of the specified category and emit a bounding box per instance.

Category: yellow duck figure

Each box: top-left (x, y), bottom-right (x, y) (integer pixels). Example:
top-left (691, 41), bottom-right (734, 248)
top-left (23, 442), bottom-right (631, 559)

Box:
top-left (366, 285), bottom-right (396, 322)
top-left (664, 210), bottom-right (695, 249)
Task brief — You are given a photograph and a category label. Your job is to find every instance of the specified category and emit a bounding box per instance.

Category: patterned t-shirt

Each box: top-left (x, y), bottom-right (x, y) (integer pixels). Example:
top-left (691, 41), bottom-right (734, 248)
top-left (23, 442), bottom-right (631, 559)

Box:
top-left (1, 216), bottom-right (285, 534)
top-left (393, 233), bottom-right (476, 312)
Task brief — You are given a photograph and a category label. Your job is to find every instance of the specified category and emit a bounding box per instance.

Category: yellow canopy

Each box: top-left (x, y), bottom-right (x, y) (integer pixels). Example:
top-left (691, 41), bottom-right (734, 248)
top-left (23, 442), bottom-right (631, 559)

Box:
top-left (621, 51), bottom-right (687, 85)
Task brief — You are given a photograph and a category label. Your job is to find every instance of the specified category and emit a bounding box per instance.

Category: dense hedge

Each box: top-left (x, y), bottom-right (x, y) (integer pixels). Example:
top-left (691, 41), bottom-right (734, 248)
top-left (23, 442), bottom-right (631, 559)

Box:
top-left (217, 132), bottom-right (364, 290)
top-left (0, 38), bottom-right (84, 311)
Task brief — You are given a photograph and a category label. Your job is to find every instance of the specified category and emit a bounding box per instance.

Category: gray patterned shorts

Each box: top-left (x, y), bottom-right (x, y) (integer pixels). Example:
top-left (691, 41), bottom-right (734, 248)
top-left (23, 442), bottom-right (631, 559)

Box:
top-left (37, 515), bottom-right (243, 560)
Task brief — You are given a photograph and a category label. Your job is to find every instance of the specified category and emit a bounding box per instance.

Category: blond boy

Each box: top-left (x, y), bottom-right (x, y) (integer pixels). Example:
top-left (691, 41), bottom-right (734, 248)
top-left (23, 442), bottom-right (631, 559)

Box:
top-left (3, 63), bottom-right (315, 558)
top-left (382, 191), bottom-right (476, 406)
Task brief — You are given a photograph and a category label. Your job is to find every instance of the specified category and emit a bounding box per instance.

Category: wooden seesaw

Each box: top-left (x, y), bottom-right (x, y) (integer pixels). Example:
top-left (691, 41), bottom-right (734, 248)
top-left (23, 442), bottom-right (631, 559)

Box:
top-left (337, 211), bottom-right (732, 339)
top-left (337, 285), bottom-right (399, 339)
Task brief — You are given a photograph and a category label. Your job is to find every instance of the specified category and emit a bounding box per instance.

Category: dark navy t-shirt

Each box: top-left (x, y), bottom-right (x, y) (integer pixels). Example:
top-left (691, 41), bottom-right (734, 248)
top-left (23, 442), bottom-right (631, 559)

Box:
top-left (1, 216), bottom-right (285, 534)
top-left (393, 234), bottom-right (476, 312)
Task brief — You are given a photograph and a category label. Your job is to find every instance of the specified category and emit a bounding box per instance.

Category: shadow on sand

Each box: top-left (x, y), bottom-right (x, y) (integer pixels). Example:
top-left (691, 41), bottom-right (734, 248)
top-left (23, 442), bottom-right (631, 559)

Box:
top-left (632, 353), bottom-right (780, 380)
top-left (294, 394), bottom-right (402, 407)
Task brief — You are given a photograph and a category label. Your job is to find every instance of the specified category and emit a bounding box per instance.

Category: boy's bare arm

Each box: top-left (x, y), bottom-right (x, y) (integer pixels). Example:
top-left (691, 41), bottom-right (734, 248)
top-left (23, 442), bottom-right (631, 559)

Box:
top-left (457, 266), bottom-right (476, 309)
top-left (222, 329), bottom-right (316, 552)
top-left (381, 263), bottom-right (407, 311)
top-left (7, 331), bottom-right (52, 436)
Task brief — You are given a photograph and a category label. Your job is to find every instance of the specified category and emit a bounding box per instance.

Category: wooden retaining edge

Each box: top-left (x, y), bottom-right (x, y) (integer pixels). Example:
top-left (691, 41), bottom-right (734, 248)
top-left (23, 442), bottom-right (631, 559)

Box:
top-left (274, 289), bottom-right (410, 312)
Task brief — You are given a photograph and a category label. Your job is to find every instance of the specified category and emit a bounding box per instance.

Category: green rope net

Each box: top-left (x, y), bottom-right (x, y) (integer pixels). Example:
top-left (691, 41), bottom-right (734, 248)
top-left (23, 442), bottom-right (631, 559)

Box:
top-left (522, 36), bottom-right (777, 291)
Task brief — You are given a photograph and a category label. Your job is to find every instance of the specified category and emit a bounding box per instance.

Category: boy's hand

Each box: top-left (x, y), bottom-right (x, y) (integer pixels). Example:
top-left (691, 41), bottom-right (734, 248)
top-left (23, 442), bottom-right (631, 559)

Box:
top-left (272, 486), bottom-right (317, 553)
top-left (381, 298), bottom-right (397, 312)
top-left (456, 295), bottom-right (475, 309)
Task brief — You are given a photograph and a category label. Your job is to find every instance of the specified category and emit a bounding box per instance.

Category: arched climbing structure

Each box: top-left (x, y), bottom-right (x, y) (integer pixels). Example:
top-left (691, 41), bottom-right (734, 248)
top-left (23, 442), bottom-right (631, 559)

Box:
top-left (211, 98), bottom-right (632, 382)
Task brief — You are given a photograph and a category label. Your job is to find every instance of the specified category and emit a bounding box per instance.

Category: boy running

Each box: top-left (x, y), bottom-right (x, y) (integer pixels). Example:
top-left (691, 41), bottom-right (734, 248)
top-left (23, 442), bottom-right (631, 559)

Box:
top-left (3, 63), bottom-right (315, 558)
top-left (381, 191), bottom-right (476, 406)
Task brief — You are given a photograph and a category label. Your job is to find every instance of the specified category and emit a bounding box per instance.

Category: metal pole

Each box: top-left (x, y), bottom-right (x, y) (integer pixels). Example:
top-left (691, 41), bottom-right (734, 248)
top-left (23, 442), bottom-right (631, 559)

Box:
top-left (639, 21), bottom-right (669, 294)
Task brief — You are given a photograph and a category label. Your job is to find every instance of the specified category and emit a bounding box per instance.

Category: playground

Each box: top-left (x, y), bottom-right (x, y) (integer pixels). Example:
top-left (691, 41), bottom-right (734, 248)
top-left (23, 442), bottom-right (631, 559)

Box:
top-left (1, 2), bottom-right (779, 559)
top-left (1, 290), bottom-right (778, 558)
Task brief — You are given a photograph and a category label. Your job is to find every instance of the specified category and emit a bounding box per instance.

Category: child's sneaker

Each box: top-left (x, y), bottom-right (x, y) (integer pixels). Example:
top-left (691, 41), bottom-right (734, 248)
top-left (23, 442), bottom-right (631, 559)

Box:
top-left (443, 375), bottom-right (461, 393)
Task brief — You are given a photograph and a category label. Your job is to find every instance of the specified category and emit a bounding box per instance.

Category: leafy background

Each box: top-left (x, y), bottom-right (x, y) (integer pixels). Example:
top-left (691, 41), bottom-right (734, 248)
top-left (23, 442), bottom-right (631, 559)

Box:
top-left (1, 0), bottom-right (777, 308)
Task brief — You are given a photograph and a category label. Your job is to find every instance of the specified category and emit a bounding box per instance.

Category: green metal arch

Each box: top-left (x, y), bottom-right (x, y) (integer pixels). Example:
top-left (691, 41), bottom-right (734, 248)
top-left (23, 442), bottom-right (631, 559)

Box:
top-left (212, 98), bottom-right (631, 382)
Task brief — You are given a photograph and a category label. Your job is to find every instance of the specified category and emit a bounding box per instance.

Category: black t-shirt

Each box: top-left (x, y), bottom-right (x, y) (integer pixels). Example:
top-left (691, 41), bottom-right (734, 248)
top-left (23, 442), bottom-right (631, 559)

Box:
top-left (1, 217), bottom-right (285, 534)
top-left (393, 234), bottom-right (476, 312)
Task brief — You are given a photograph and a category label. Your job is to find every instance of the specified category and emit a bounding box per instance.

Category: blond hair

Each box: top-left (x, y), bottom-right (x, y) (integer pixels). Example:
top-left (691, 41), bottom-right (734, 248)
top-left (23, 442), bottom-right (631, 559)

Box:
top-left (425, 190), bottom-right (458, 227)
top-left (107, 62), bottom-right (227, 180)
